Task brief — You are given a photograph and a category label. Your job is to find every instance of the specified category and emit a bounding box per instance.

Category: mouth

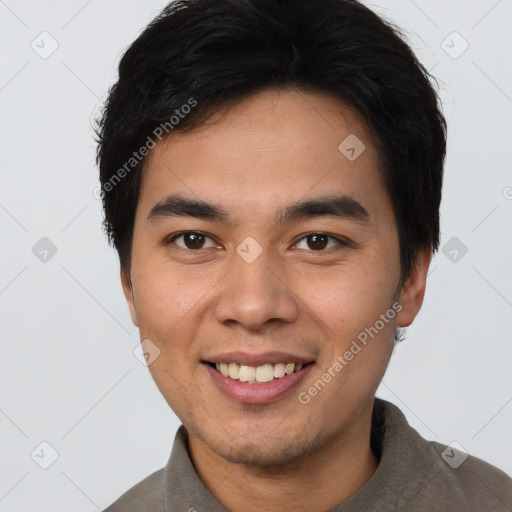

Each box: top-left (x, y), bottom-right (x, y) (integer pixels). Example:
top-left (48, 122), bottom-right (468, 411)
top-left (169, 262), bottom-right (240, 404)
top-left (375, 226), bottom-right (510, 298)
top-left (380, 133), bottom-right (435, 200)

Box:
top-left (201, 357), bottom-right (315, 404)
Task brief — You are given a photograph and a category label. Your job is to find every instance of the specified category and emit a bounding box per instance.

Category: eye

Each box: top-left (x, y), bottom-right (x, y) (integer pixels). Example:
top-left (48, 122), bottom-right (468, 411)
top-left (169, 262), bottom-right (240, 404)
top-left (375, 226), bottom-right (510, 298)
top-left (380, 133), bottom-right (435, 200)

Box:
top-left (164, 231), bottom-right (349, 253)
top-left (166, 231), bottom-right (220, 251)
top-left (295, 233), bottom-right (348, 251)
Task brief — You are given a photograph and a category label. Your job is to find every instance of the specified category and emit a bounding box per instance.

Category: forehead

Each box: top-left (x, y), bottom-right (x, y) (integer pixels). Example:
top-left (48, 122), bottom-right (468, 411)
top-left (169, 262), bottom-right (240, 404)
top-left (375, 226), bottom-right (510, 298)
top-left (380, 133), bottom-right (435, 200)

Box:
top-left (138, 88), bottom-right (389, 224)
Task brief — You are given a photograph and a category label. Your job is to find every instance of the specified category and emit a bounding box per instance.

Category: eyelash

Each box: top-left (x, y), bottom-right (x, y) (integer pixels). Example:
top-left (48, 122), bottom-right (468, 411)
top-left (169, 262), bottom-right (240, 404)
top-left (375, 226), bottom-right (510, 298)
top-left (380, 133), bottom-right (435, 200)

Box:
top-left (164, 231), bottom-right (350, 253)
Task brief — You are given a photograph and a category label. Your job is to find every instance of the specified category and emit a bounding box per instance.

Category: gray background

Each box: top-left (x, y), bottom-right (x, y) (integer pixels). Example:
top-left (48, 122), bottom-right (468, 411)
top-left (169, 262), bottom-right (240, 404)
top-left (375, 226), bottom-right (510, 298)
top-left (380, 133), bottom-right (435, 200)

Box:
top-left (1, 0), bottom-right (511, 510)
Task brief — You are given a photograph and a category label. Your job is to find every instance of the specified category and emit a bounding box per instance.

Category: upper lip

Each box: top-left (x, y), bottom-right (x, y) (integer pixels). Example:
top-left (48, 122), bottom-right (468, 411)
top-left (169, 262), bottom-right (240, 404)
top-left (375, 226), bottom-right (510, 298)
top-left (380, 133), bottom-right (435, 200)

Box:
top-left (202, 351), bottom-right (315, 366)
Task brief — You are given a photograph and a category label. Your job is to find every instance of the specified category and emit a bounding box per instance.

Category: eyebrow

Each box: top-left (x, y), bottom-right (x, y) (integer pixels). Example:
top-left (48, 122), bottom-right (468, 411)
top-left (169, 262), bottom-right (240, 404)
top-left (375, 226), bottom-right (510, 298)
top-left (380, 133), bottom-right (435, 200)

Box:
top-left (147, 193), bottom-right (370, 226)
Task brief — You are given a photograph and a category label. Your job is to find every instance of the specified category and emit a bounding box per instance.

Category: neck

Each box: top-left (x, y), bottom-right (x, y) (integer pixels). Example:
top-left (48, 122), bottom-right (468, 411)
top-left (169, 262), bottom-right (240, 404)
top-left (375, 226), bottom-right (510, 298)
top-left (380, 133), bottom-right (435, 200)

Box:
top-left (187, 405), bottom-right (378, 512)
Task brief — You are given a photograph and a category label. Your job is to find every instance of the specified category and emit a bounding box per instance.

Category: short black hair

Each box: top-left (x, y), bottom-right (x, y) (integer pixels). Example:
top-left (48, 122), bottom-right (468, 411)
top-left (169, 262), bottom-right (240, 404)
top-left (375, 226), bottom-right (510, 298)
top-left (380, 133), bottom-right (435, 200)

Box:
top-left (95, 0), bottom-right (446, 286)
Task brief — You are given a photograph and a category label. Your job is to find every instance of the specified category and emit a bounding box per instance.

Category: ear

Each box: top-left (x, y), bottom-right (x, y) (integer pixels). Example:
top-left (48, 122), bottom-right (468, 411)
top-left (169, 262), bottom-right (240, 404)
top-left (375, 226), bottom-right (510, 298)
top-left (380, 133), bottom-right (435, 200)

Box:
top-left (120, 268), bottom-right (139, 327)
top-left (396, 248), bottom-right (432, 328)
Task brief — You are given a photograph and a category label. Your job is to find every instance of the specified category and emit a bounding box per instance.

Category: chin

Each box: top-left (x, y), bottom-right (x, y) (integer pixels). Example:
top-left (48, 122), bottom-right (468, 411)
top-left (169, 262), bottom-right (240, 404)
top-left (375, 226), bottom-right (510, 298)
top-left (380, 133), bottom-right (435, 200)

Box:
top-left (192, 421), bottom-right (323, 468)
top-left (216, 440), bottom-right (311, 467)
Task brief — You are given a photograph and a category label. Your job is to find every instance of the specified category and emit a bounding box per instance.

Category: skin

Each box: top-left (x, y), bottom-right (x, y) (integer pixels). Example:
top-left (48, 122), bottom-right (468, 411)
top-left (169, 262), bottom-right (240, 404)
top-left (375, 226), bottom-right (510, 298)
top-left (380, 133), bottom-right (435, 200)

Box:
top-left (121, 88), bottom-right (431, 512)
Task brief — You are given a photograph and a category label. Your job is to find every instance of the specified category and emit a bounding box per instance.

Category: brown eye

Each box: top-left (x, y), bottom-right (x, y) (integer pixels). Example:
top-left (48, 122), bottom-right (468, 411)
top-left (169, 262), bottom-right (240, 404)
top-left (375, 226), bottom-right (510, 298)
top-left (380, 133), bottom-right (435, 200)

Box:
top-left (295, 233), bottom-right (348, 251)
top-left (183, 232), bottom-right (205, 249)
top-left (167, 231), bottom-right (217, 250)
top-left (306, 234), bottom-right (328, 250)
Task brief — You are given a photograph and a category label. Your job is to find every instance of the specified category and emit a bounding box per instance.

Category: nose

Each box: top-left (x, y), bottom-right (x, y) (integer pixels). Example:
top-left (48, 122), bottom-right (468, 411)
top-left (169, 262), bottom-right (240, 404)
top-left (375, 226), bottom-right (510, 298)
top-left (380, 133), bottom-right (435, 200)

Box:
top-left (212, 247), bottom-right (300, 331)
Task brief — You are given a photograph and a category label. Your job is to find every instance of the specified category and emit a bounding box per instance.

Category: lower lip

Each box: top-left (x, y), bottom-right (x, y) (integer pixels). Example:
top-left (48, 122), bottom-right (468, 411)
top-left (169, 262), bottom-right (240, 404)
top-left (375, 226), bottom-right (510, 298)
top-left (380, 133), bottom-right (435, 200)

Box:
top-left (204, 363), bottom-right (313, 404)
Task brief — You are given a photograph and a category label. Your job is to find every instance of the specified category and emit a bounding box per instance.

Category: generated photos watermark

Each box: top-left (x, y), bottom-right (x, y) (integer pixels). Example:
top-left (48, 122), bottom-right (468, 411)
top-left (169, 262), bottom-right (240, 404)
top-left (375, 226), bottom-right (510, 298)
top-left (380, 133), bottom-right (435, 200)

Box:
top-left (93, 97), bottom-right (198, 200)
top-left (298, 301), bottom-right (402, 405)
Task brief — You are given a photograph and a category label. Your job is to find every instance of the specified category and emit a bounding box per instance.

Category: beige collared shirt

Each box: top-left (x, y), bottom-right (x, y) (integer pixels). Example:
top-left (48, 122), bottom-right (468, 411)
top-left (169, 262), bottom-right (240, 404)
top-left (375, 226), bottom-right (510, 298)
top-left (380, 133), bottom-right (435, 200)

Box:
top-left (103, 398), bottom-right (512, 511)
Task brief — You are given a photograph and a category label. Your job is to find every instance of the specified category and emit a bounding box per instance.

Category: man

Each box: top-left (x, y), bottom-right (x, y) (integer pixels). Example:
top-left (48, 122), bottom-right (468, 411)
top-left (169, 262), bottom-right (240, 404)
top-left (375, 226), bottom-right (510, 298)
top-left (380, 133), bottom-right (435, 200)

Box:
top-left (96, 0), bottom-right (512, 510)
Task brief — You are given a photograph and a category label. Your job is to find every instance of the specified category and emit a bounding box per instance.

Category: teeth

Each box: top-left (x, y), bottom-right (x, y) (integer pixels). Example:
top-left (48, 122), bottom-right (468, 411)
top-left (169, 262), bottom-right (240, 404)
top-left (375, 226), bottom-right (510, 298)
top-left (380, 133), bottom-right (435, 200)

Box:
top-left (273, 363), bottom-right (286, 378)
top-left (219, 362), bottom-right (229, 377)
top-left (212, 361), bottom-right (306, 382)
top-left (228, 363), bottom-right (240, 379)
top-left (239, 365), bottom-right (256, 382)
top-left (256, 364), bottom-right (274, 383)
top-left (285, 363), bottom-right (295, 375)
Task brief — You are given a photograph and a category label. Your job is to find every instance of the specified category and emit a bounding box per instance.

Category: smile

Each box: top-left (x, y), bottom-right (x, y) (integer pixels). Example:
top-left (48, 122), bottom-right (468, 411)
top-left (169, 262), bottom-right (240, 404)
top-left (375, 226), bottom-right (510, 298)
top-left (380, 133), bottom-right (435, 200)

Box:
top-left (203, 359), bottom-right (315, 404)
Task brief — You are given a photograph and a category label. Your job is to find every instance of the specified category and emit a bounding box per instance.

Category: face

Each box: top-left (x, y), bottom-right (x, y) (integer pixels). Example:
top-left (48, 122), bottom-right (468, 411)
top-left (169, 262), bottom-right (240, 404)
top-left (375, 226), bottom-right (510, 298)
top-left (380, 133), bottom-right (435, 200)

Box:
top-left (121, 88), bottom-right (430, 467)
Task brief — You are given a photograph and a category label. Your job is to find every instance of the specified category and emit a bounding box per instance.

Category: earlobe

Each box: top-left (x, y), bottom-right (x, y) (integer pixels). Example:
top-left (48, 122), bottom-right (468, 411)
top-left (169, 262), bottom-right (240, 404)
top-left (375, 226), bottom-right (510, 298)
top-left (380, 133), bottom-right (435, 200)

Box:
top-left (120, 268), bottom-right (139, 327)
top-left (396, 249), bottom-right (432, 328)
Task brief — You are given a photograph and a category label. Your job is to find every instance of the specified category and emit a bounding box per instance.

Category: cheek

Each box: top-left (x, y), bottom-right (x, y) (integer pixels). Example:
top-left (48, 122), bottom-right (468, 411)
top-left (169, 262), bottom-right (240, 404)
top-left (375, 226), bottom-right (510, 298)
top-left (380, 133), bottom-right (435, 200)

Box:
top-left (302, 267), bottom-right (397, 409)
top-left (132, 263), bottom-right (215, 367)
top-left (134, 260), bottom-right (201, 326)
top-left (134, 275), bottom-right (175, 331)
top-left (305, 261), bottom-right (398, 336)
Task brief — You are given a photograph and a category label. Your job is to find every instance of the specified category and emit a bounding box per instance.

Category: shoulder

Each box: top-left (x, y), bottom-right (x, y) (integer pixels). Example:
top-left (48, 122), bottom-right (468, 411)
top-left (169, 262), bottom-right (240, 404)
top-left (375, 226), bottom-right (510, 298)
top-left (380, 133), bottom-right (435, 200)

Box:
top-left (103, 467), bottom-right (165, 511)
top-left (373, 399), bottom-right (512, 511)
top-left (422, 440), bottom-right (512, 510)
